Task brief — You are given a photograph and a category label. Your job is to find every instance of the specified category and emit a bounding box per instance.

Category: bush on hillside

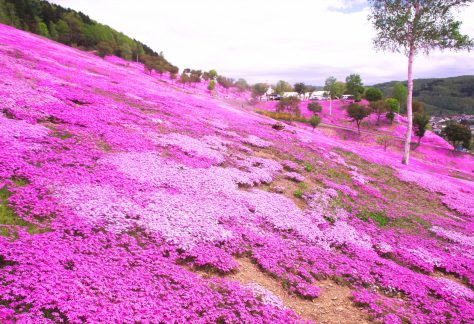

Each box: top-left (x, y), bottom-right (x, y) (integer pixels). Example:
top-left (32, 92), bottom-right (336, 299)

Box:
top-left (413, 112), bottom-right (430, 145)
top-left (307, 102), bottom-right (322, 113)
top-left (277, 97), bottom-right (301, 116)
top-left (347, 103), bottom-right (371, 134)
top-left (309, 115), bottom-right (321, 131)
top-left (443, 123), bottom-right (472, 150)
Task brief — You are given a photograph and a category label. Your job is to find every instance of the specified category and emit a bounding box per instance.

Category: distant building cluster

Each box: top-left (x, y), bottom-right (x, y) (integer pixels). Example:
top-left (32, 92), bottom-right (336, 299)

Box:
top-left (430, 114), bottom-right (474, 136)
top-left (260, 87), bottom-right (353, 101)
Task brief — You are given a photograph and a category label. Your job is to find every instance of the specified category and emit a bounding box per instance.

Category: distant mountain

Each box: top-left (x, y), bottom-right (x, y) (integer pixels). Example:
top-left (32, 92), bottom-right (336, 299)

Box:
top-left (373, 75), bottom-right (474, 116)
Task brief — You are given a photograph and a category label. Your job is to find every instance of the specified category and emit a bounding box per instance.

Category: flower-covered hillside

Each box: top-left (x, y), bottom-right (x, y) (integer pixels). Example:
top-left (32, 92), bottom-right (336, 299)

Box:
top-left (1, 23), bottom-right (474, 323)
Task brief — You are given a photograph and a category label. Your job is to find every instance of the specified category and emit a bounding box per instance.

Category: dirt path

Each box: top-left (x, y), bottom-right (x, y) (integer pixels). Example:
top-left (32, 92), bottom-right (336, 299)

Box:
top-left (193, 258), bottom-right (370, 323)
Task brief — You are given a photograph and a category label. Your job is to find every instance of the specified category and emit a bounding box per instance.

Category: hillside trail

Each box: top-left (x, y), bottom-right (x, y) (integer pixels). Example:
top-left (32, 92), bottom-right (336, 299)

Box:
top-left (193, 258), bottom-right (370, 324)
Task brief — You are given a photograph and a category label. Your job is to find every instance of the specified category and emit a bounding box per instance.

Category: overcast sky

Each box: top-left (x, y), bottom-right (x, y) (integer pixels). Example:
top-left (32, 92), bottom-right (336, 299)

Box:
top-left (50, 0), bottom-right (474, 85)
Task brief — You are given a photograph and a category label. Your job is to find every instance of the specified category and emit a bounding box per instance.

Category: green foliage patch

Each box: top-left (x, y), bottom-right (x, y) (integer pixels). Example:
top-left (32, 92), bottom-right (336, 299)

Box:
top-left (357, 209), bottom-right (390, 227)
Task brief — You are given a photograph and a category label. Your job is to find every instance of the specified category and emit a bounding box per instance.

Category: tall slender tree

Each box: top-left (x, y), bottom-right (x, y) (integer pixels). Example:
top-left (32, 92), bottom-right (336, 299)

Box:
top-left (324, 77), bottom-right (344, 116)
top-left (345, 74), bottom-right (365, 101)
top-left (368, 0), bottom-right (473, 165)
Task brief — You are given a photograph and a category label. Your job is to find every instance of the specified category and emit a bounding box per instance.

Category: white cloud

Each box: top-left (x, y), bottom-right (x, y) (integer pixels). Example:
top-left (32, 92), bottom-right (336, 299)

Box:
top-left (50, 0), bottom-right (474, 85)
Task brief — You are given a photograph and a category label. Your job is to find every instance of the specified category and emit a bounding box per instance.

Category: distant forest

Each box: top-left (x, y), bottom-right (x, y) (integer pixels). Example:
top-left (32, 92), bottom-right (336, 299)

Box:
top-left (0, 0), bottom-right (178, 73)
top-left (374, 75), bottom-right (474, 116)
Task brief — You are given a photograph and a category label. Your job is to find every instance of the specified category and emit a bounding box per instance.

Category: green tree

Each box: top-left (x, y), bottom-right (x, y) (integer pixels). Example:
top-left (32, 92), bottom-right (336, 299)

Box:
top-left (144, 55), bottom-right (168, 75)
top-left (376, 135), bottom-right (393, 151)
top-left (413, 112), bottom-right (430, 145)
top-left (0, 0), bottom-right (10, 24)
top-left (345, 74), bottom-right (364, 101)
top-left (324, 77), bottom-right (345, 115)
top-left (63, 12), bottom-right (85, 46)
top-left (307, 102), bottom-right (322, 114)
top-left (118, 42), bottom-right (132, 60)
top-left (385, 98), bottom-right (399, 123)
top-left (335, 82), bottom-right (346, 97)
top-left (370, 100), bottom-right (389, 124)
top-left (347, 103), bottom-right (371, 134)
top-left (207, 80), bottom-right (216, 91)
top-left (306, 85), bottom-right (317, 98)
top-left (55, 19), bottom-right (70, 44)
top-left (235, 78), bottom-right (249, 92)
top-left (364, 87), bottom-right (383, 102)
top-left (0, 1), bottom-right (21, 27)
top-left (275, 80), bottom-right (293, 95)
top-left (0, 0), bottom-right (179, 74)
top-left (443, 123), bottom-right (472, 150)
top-left (132, 43), bottom-right (145, 62)
top-left (179, 72), bottom-right (190, 85)
top-left (294, 82), bottom-right (306, 97)
top-left (277, 96), bottom-right (301, 116)
top-left (369, 0), bottom-right (474, 164)
top-left (189, 70), bottom-right (202, 83)
top-left (309, 115), bottom-right (321, 131)
top-left (208, 69), bottom-right (218, 80)
top-left (386, 111), bottom-right (396, 124)
top-left (217, 75), bottom-right (234, 91)
top-left (392, 82), bottom-right (407, 112)
top-left (34, 16), bottom-right (49, 38)
top-left (48, 21), bottom-right (58, 40)
top-left (252, 83), bottom-right (269, 100)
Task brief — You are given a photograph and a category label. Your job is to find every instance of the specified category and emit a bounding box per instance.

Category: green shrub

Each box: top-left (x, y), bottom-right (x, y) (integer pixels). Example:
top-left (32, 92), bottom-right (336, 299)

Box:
top-left (309, 115), bottom-right (321, 130)
top-left (207, 80), bottom-right (216, 91)
top-left (1, 186), bottom-right (47, 237)
top-left (293, 189), bottom-right (304, 199)
top-left (307, 102), bottom-right (322, 113)
top-left (357, 209), bottom-right (390, 227)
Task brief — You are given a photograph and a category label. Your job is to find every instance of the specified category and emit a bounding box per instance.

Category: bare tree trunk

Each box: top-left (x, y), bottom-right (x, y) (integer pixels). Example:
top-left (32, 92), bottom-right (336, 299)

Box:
top-left (402, 48), bottom-right (414, 165)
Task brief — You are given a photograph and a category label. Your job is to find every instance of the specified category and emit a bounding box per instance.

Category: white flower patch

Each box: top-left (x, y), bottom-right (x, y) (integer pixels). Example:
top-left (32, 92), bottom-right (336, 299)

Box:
top-left (245, 283), bottom-right (285, 309)
top-left (243, 135), bottom-right (272, 148)
top-left (159, 133), bottom-right (227, 164)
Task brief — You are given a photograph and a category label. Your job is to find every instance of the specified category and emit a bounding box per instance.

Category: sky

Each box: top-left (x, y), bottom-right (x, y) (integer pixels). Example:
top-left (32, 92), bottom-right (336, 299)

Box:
top-left (50, 0), bottom-right (474, 86)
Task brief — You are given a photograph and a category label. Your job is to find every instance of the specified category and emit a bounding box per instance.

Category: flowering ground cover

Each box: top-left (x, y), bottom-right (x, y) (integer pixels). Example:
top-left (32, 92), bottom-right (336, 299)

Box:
top-left (1, 23), bottom-right (474, 323)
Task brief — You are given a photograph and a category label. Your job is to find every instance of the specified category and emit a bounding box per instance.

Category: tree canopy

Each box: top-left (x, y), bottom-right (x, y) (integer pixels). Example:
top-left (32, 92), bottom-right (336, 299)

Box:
top-left (443, 123), bottom-right (472, 149)
top-left (370, 100), bottom-right (389, 124)
top-left (347, 103), bottom-right (371, 134)
top-left (392, 82), bottom-right (408, 111)
top-left (345, 74), bottom-right (365, 101)
top-left (324, 77), bottom-right (345, 99)
top-left (365, 87), bottom-right (383, 102)
top-left (307, 102), bottom-right (322, 114)
top-left (368, 0), bottom-right (473, 164)
top-left (235, 79), bottom-right (250, 92)
top-left (309, 115), bottom-right (321, 130)
top-left (252, 83), bottom-right (269, 99)
top-left (0, 0), bottom-right (178, 73)
top-left (274, 80), bottom-right (293, 95)
top-left (413, 112), bottom-right (430, 145)
top-left (294, 83), bottom-right (307, 96)
top-left (277, 97), bottom-right (301, 116)
top-left (385, 98), bottom-right (400, 123)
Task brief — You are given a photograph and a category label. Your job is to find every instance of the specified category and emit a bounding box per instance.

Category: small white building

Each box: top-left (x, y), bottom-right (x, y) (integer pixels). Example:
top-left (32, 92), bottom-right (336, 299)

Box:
top-left (309, 91), bottom-right (329, 100)
top-left (282, 91), bottom-right (300, 98)
top-left (259, 86), bottom-right (275, 101)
